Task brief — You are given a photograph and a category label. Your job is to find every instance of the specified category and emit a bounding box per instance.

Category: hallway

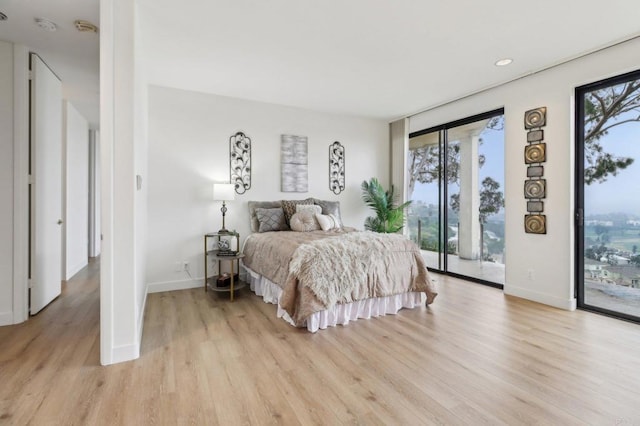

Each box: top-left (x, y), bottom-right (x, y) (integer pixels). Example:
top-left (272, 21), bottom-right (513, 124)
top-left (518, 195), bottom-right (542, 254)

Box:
top-left (0, 259), bottom-right (102, 423)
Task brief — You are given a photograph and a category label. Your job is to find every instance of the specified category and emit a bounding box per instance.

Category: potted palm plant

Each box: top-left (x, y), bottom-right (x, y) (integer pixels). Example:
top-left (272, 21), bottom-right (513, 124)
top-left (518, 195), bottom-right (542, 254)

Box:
top-left (361, 178), bottom-right (411, 233)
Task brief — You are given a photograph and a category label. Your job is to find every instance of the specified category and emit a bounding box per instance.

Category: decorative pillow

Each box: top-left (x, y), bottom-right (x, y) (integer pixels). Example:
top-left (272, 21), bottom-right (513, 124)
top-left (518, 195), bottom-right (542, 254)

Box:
top-left (312, 199), bottom-right (342, 223)
top-left (315, 213), bottom-right (341, 231)
top-left (255, 207), bottom-right (289, 232)
top-left (281, 199), bottom-right (314, 225)
top-left (296, 204), bottom-right (322, 215)
top-left (248, 201), bottom-right (283, 232)
top-left (290, 211), bottom-right (321, 232)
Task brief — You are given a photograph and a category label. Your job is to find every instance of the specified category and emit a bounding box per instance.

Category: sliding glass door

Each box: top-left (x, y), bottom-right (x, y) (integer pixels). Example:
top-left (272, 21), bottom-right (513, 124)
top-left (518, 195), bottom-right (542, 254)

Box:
top-left (576, 70), bottom-right (640, 322)
top-left (407, 109), bottom-right (505, 287)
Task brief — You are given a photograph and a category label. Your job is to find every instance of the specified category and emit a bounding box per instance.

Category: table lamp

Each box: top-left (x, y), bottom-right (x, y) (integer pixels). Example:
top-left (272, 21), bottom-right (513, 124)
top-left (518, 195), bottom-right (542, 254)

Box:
top-left (213, 183), bottom-right (235, 233)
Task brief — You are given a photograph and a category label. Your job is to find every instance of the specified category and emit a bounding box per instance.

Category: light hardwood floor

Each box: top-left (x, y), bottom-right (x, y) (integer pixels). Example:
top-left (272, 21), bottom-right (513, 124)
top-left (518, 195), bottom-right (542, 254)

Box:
top-left (1, 259), bottom-right (640, 425)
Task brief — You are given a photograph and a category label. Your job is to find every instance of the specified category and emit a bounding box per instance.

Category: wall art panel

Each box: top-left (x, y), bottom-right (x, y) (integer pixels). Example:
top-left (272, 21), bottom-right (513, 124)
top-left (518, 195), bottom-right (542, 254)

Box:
top-left (524, 107), bottom-right (548, 234)
top-left (281, 134), bottom-right (308, 192)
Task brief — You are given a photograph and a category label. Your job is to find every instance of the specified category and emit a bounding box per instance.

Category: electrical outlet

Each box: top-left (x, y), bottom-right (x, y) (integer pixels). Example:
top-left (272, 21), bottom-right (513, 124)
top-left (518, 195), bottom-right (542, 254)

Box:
top-left (183, 261), bottom-right (190, 271)
top-left (527, 269), bottom-right (534, 280)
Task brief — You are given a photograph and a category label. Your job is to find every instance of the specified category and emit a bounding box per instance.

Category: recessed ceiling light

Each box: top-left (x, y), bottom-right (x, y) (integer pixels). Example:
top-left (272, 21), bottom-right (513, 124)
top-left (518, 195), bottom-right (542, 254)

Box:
top-left (495, 58), bottom-right (513, 67)
top-left (35, 17), bottom-right (57, 32)
top-left (74, 20), bottom-right (99, 33)
top-left (0, 12), bottom-right (8, 21)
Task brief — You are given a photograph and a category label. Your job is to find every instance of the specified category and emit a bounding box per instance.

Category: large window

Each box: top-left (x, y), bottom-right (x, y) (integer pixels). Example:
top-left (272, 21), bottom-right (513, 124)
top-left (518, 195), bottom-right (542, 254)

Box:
top-left (407, 109), bottom-right (505, 287)
top-left (576, 70), bottom-right (640, 322)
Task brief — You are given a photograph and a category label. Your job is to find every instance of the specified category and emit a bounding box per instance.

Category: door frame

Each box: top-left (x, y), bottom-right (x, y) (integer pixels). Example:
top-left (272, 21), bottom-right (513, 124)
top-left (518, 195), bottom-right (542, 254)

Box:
top-left (575, 68), bottom-right (640, 323)
top-left (409, 108), bottom-right (505, 289)
top-left (12, 45), bottom-right (29, 324)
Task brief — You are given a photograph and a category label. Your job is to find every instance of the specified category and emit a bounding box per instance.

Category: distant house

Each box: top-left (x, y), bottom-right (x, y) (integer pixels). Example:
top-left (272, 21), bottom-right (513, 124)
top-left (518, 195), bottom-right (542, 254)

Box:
top-left (585, 220), bottom-right (614, 227)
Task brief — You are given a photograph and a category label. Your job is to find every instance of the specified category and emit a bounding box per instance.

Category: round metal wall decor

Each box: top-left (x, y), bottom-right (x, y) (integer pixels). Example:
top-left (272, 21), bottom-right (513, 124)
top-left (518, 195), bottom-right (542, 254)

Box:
top-left (329, 141), bottom-right (345, 195)
top-left (230, 131), bottom-right (251, 194)
top-left (524, 214), bottom-right (546, 234)
top-left (524, 179), bottom-right (546, 199)
top-left (524, 143), bottom-right (546, 164)
top-left (524, 107), bottom-right (547, 129)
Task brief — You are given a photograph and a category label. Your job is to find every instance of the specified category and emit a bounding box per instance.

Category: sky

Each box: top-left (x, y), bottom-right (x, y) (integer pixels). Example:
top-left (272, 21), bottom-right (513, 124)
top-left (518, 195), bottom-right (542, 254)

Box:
top-left (584, 112), bottom-right (640, 217)
top-left (411, 121), bottom-right (505, 214)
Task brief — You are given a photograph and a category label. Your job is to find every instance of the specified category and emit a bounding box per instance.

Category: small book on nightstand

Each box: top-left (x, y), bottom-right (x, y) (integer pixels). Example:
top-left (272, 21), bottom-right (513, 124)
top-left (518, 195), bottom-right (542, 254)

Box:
top-left (216, 250), bottom-right (238, 257)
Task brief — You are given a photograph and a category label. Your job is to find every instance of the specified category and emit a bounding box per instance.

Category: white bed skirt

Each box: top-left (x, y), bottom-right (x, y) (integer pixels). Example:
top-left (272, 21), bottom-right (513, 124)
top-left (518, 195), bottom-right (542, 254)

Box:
top-left (244, 267), bottom-right (424, 332)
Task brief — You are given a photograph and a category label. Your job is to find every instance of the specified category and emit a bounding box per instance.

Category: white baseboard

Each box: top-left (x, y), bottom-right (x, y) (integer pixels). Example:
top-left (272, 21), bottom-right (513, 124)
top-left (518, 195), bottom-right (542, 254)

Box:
top-left (504, 284), bottom-right (577, 311)
top-left (0, 311), bottom-right (14, 326)
top-left (147, 278), bottom-right (202, 294)
top-left (110, 342), bottom-right (140, 365)
top-left (66, 260), bottom-right (88, 281)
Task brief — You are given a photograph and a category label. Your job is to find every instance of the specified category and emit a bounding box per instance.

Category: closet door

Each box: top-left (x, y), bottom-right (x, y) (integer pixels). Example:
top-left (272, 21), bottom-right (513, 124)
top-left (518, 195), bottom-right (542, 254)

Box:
top-left (30, 54), bottom-right (63, 315)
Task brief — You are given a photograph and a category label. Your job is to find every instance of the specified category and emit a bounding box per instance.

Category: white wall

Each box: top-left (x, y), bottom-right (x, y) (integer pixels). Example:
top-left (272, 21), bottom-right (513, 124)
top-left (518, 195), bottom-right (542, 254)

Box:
top-left (0, 41), bottom-right (14, 325)
top-left (146, 86), bottom-right (388, 291)
top-left (133, 12), bottom-right (149, 346)
top-left (63, 101), bottom-right (89, 280)
top-left (409, 37), bottom-right (640, 310)
top-left (99, 0), bottom-right (147, 365)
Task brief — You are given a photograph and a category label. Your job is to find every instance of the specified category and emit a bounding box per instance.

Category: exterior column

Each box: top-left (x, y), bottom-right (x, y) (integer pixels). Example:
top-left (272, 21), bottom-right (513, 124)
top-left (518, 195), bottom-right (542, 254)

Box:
top-left (457, 131), bottom-right (481, 260)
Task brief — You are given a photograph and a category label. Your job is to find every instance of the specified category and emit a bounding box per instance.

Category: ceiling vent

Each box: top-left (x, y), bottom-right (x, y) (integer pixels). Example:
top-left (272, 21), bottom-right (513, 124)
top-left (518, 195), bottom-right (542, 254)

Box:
top-left (74, 20), bottom-right (98, 33)
top-left (35, 18), bottom-right (57, 31)
top-left (0, 12), bottom-right (8, 21)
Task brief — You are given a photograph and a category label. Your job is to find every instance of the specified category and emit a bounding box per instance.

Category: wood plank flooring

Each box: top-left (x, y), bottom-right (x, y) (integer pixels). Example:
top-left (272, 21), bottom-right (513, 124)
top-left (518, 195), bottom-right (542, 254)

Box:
top-left (1, 259), bottom-right (640, 425)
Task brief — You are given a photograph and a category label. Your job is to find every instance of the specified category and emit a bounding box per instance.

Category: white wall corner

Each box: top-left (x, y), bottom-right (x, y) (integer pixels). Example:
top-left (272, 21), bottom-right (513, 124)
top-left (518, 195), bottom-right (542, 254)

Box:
top-left (504, 284), bottom-right (577, 311)
top-left (66, 261), bottom-right (88, 281)
top-left (389, 118), bottom-right (408, 201)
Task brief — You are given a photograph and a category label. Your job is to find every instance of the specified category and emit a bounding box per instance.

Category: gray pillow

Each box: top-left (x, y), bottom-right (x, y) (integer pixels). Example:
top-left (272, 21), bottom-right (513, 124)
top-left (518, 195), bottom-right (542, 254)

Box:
top-left (248, 201), bottom-right (283, 232)
top-left (255, 207), bottom-right (289, 232)
top-left (312, 199), bottom-right (342, 224)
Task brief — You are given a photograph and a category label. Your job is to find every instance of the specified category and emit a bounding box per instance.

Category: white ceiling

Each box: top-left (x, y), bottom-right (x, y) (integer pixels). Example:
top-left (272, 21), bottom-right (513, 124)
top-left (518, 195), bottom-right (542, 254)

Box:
top-left (0, 0), bottom-right (99, 127)
top-left (1, 1), bottom-right (639, 127)
top-left (138, 0), bottom-right (640, 121)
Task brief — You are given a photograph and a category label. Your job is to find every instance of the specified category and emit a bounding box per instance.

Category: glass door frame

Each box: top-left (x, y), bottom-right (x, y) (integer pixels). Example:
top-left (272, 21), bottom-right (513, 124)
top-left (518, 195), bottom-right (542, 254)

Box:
top-left (575, 68), bottom-right (640, 323)
top-left (409, 108), bottom-right (505, 289)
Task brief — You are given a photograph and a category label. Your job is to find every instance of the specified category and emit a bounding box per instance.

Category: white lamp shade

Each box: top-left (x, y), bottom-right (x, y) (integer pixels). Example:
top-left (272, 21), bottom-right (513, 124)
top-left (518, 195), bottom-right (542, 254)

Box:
top-left (213, 183), bottom-right (235, 201)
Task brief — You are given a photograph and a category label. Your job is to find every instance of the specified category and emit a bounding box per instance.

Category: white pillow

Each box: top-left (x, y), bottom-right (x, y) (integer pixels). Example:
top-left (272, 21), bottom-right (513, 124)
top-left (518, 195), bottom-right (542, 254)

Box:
top-left (290, 211), bottom-right (321, 232)
top-left (296, 204), bottom-right (322, 215)
top-left (315, 213), bottom-right (341, 231)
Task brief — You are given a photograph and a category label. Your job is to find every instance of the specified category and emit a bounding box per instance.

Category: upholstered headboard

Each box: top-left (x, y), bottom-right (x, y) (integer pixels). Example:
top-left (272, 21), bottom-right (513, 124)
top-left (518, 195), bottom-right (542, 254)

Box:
top-left (248, 198), bottom-right (343, 233)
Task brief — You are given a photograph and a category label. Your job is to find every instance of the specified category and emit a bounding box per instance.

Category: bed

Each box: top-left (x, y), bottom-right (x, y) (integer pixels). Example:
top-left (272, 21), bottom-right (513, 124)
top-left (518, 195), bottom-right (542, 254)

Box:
top-left (242, 199), bottom-right (437, 332)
